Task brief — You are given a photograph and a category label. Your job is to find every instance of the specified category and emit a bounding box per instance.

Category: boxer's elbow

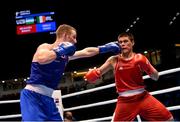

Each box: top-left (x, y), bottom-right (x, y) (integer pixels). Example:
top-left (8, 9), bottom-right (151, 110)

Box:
top-left (150, 71), bottom-right (159, 81)
top-left (37, 55), bottom-right (48, 64)
top-left (37, 50), bottom-right (55, 64)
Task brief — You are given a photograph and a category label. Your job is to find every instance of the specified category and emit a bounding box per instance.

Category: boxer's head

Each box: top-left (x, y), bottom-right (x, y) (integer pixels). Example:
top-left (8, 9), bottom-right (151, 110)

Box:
top-left (117, 32), bottom-right (135, 54)
top-left (56, 24), bottom-right (77, 44)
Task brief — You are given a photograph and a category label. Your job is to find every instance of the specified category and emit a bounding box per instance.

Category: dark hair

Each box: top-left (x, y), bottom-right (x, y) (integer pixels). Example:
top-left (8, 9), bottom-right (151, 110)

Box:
top-left (118, 32), bottom-right (134, 42)
top-left (64, 111), bottom-right (73, 120)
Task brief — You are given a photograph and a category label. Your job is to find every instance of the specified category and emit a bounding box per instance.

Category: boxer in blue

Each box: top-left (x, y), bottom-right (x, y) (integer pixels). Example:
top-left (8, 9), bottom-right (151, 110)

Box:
top-left (20, 24), bottom-right (121, 121)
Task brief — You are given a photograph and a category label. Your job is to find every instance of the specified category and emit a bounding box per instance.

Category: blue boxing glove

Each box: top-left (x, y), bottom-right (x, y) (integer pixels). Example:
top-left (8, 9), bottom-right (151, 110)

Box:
top-left (53, 42), bottom-right (76, 58)
top-left (98, 42), bottom-right (121, 54)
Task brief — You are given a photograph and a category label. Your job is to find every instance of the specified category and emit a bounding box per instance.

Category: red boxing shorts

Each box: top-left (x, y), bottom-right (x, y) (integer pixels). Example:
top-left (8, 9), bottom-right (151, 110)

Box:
top-left (112, 91), bottom-right (173, 121)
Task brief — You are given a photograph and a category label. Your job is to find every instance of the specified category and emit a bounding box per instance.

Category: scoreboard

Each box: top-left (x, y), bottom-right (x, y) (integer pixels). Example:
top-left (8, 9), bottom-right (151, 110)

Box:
top-left (15, 10), bottom-right (56, 35)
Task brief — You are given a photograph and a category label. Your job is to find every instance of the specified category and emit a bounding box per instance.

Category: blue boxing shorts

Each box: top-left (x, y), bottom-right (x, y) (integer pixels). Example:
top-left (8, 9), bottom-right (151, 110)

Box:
top-left (20, 89), bottom-right (62, 121)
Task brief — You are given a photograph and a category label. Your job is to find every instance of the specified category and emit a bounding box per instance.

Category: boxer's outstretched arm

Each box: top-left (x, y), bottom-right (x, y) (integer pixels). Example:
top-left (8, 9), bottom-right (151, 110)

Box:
top-left (69, 47), bottom-right (99, 60)
top-left (69, 42), bottom-right (121, 60)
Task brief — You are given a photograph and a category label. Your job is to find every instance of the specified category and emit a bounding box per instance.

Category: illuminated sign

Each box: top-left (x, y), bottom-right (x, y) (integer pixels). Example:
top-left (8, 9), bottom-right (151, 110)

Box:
top-left (15, 10), bottom-right (56, 35)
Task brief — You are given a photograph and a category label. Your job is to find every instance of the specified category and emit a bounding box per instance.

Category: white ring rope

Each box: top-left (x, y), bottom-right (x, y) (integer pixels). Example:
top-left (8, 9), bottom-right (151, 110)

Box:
top-left (150, 86), bottom-right (180, 95)
top-left (78, 105), bottom-right (180, 122)
top-left (0, 114), bottom-right (21, 120)
top-left (64, 67), bottom-right (180, 99)
top-left (64, 99), bottom-right (117, 111)
top-left (142, 67), bottom-right (180, 79)
top-left (0, 67), bottom-right (180, 119)
top-left (0, 67), bottom-right (179, 104)
top-left (0, 100), bottom-right (20, 104)
top-left (65, 86), bottom-right (180, 111)
top-left (62, 83), bottom-right (115, 99)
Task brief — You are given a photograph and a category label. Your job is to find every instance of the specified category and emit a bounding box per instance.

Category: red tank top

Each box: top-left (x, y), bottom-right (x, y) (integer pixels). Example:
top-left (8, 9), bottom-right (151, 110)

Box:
top-left (115, 53), bottom-right (148, 92)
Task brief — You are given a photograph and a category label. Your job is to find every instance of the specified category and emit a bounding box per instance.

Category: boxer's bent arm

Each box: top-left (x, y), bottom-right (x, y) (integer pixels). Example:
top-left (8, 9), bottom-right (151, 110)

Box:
top-left (69, 47), bottom-right (99, 60)
top-left (142, 58), bottom-right (159, 81)
top-left (98, 56), bottom-right (114, 75)
top-left (135, 54), bottom-right (159, 81)
top-left (33, 45), bottom-right (57, 64)
top-left (84, 56), bottom-right (114, 83)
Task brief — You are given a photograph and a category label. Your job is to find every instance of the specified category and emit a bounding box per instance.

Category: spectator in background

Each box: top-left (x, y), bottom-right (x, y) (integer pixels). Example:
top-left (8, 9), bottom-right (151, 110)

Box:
top-left (64, 111), bottom-right (76, 122)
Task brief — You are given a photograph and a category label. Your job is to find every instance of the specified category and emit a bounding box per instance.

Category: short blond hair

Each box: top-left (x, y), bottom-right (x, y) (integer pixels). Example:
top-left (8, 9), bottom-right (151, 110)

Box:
top-left (56, 24), bottom-right (76, 39)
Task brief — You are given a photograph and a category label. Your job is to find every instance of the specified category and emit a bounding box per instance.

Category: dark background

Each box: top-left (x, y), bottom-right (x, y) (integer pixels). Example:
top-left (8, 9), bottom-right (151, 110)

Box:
top-left (0, 0), bottom-right (179, 80)
top-left (0, 0), bottom-right (179, 121)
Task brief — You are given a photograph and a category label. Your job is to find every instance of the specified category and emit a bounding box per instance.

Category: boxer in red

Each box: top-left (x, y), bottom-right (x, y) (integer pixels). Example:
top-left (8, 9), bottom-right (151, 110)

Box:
top-left (84, 32), bottom-right (174, 121)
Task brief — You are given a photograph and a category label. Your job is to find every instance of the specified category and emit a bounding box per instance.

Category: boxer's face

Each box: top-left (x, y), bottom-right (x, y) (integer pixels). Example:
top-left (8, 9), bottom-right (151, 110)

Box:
top-left (66, 30), bottom-right (77, 44)
top-left (118, 36), bottom-right (134, 54)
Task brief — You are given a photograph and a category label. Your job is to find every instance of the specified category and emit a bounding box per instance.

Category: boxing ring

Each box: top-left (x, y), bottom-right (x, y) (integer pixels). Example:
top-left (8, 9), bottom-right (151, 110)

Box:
top-left (0, 67), bottom-right (180, 121)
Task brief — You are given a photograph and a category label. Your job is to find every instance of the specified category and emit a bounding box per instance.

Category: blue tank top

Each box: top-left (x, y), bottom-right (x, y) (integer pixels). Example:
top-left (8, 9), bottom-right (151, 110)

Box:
top-left (26, 56), bottom-right (68, 89)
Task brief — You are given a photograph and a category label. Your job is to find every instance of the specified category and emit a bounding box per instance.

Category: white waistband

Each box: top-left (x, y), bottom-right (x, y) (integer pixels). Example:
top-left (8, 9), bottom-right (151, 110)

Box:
top-left (118, 88), bottom-right (145, 97)
top-left (25, 84), bottom-right (54, 97)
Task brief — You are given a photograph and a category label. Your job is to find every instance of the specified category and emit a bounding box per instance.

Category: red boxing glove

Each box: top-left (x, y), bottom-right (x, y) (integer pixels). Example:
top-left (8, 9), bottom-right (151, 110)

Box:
top-left (84, 69), bottom-right (101, 83)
